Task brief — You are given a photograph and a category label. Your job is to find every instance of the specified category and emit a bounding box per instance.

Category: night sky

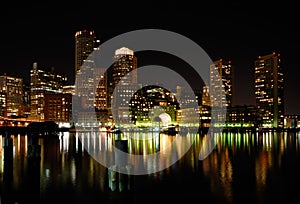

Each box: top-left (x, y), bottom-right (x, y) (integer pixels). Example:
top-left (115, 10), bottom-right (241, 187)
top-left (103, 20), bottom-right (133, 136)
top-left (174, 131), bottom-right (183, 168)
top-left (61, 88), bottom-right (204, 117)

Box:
top-left (0, 1), bottom-right (299, 114)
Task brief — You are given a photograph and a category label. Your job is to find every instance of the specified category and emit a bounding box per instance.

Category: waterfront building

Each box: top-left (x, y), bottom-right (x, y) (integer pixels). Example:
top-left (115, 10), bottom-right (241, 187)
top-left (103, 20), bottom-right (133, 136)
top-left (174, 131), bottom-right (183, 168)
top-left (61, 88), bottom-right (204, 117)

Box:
top-left (0, 74), bottom-right (23, 117)
top-left (75, 29), bottom-right (100, 76)
top-left (209, 59), bottom-right (233, 125)
top-left (29, 62), bottom-right (67, 121)
top-left (44, 92), bottom-right (72, 127)
top-left (110, 47), bottom-right (138, 124)
top-left (284, 115), bottom-right (300, 129)
top-left (175, 85), bottom-right (199, 126)
top-left (227, 105), bottom-right (259, 128)
top-left (129, 85), bottom-right (178, 127)
top-left (209, 59), bottom-right (233, 108)
top-left (254, 52), bottom-right (284, 128)
top-left (199, 86), bottom-right (211, 128)
top-left (0, 92), bottom-right (6, 117)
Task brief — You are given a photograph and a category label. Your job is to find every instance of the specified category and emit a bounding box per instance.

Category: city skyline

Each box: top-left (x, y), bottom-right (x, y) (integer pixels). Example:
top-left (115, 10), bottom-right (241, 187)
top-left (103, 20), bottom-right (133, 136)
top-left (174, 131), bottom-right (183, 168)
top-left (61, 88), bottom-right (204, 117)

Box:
top-left (0, 30), bottom-right (296, 118)
top-left (0, 46), bottom-right (288, 129)
top-left (0, 1), bottom-right (298, 114)
top-left (2, 3), bottom-right (300, 204)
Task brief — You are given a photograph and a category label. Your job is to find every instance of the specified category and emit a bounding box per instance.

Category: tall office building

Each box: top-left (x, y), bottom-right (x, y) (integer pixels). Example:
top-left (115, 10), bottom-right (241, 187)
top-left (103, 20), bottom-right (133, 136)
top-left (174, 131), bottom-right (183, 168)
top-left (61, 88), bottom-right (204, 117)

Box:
top-left (74, 30), bottom-right (100, 76)
top-left (74, 30), bottom-right (103, 108)
top-left (110, 47), bottom-right (138, 123)
top-left (30, 62), bottom-right (67, 121)
top-left (209, 59), bottom-right (233, 108)
top-left (112, 47), bottom-right (138, 85)
top-left (0, 93), bottom-right (6, 117)
top-left (74, 30), bottom-right (109, 127)
top-left (254, 52), bottom-right (284, 128)
top-left (0, 74), bottom-right (23, 117)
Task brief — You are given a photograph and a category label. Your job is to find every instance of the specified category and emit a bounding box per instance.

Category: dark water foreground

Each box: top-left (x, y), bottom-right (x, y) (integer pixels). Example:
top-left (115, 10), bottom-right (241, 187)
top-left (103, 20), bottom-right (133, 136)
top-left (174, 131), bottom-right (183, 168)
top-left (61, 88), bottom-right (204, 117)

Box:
top-left (0, 130), bottom-right (300, 204)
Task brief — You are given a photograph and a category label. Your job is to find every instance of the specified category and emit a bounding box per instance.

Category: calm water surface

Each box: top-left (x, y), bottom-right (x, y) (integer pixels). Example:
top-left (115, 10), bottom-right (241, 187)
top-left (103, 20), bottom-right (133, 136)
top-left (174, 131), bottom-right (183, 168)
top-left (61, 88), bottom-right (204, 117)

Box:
top-left (1, 130), bottom-right (300, 204)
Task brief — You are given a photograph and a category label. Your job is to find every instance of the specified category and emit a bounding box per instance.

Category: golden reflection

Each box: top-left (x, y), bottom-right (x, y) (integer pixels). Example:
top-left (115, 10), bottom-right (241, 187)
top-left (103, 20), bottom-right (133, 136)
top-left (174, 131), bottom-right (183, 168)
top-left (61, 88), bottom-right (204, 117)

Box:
top-left (0, 136), bottom-right (3, 174)
top-left (25, 135), bottom-right (27, 155)
top-left (201, 131), bottom-right (294, 204)
top-left (2, 129), bottom-right (300, 201)
top-left (202, 132), bottom-right (233, 204)
top-left (75, 133), bottom-right (79, 153)
top-left (17, 134), bottom-right (20, 155)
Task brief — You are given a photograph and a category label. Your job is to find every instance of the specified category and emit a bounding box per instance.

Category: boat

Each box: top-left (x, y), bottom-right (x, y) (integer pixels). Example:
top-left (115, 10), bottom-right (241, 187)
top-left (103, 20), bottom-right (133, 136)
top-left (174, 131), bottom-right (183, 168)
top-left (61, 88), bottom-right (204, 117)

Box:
top-left (160, 124), bottom-right (178, 135)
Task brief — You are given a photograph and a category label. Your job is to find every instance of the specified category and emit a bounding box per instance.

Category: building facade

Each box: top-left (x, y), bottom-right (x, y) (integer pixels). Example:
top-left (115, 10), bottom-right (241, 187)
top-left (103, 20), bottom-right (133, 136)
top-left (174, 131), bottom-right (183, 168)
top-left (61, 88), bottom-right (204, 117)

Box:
top-left (0, 74), bottom-right (23, 117)
top-left (209, 59), bottom-right (233, 108)
top-left (254, 52), bottom-right (284, 128)
top-left (74, 30), bottom-right (103, 109)
top-left (0, 93), bottom-right (6, 118)
top-left (74, 30), bottom-right (110, 127)
top-left (199, 85), bottom-right (211, 128)
top-left (110, 47), bottom-right (138, 124)
top-left (129, 85), bottom-right (179, 126)
top-left (44, 93), bottom-right (72, 126)
top-left (209, 59), bottom-right (233, 125)
top-left (95, 68), bottom-right (108, 110)
top-left (284, 115), bottom-right (300, 129)
top-left (30, 62), bottom-right (68, 121)
top-left (75, 30), bottom-right (100, 76)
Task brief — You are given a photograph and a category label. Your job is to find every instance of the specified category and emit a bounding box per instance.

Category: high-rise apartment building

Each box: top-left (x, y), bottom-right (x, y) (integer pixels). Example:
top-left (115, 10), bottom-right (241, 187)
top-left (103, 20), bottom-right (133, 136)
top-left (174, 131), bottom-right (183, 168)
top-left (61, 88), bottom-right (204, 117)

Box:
top-left (254, 52), bottom-right (284, 128)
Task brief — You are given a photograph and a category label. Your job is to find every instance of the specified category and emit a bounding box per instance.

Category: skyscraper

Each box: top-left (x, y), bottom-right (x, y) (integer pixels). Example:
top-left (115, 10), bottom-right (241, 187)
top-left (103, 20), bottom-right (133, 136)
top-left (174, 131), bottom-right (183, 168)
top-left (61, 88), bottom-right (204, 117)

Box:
top-left (112, 47), bottom-right (138, 86)
top-left (209, 59), bottom-right (233, 124)
top-left (73, 30), bottom-right (109, 127)
top-left (110, 47), bottom-right (138, 124)
top-left (210, 59), bottom-right (233, 106)
top-left (74, 30), bottom-right (102, 109)
top-left (0, 74), bottom-right (23, 117)
top-left (30, 62), bottom-right (67, 121)
top-left (74, 30), bottom-right (100, 76)
top-left (254, 52), bottom-right (284, 128)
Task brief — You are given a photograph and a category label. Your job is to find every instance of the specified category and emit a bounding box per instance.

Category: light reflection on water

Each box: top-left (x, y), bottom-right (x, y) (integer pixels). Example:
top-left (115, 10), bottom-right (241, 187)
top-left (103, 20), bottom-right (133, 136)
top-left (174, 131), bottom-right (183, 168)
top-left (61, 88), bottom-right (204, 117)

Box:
top-left (0, 131), bottom-right (300, 203)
